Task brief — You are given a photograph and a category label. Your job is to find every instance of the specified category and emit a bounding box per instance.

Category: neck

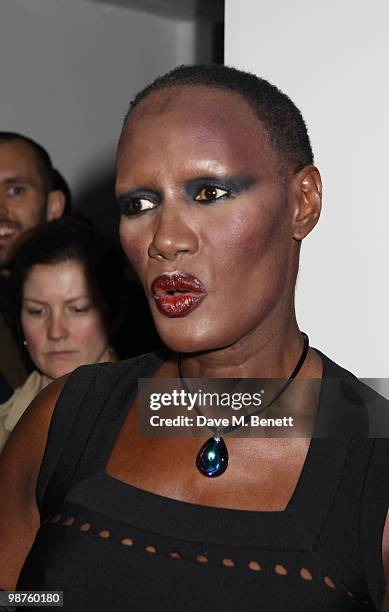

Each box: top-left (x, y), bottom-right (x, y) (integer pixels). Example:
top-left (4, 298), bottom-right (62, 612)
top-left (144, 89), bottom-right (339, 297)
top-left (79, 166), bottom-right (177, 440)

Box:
top-left (179, 315), bottom-right (308, 379)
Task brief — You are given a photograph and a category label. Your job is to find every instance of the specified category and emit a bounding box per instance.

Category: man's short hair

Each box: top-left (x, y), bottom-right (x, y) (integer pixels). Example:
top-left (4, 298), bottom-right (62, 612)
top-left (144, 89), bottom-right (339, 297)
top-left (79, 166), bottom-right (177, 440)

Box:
top-left (0, 132), bottom-right (54, 194)
top-left (126, 64), bottom-right (314, 174)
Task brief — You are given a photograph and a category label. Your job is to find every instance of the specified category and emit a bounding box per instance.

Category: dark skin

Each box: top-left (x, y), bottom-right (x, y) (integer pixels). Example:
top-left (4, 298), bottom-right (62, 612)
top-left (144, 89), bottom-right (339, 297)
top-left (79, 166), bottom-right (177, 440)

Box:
top-left (113, 85), bottom-right (323, 506)
top-left (1, 86), bottom-right (389, 608)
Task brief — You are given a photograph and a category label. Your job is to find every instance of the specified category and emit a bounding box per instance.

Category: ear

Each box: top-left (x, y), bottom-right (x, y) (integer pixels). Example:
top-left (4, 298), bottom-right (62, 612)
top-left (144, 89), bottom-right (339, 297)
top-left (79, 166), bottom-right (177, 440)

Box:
top-left (46, 190), bottom-right (65, 221)
top-left (291, 166), bottom-right (322, 241)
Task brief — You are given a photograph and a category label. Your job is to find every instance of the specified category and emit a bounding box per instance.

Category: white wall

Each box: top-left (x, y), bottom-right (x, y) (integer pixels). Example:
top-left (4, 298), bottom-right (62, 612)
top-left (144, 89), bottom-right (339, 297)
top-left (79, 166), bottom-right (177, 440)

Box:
top-left (0, 0), bottom-right (197, 203)
top-left (225, 0), bottom-right (389, 376)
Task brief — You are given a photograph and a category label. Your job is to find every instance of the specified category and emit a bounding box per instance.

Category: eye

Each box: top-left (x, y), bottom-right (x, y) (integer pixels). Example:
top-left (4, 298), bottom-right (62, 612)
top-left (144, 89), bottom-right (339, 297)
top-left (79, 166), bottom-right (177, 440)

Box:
top-left (119, 197), bottom-right (157, 217)
top-left (70, 306), bottom-right (91, 314)
top-left (194, 186), bottom-right (230, 203)
top-left (25, 308), bottom-right (44, 316)
top-left (8, 185), bottom-right (26, 197)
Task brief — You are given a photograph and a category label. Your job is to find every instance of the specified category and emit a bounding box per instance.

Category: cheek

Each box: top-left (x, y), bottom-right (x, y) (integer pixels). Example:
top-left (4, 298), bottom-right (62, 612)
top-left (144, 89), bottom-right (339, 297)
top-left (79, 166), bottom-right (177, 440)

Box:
top-left (119, 220), bottom-right (147, 276)
top-left (16, 198), bottom-right (45, 229)
top-left (70, 315), bottom-right (107, 347)
top-left (206, 204), bottom-right (284, 276)
top-left (71, 316), bottom-right (105, 347)
top-left (21, 316), bottom-right (45, 352)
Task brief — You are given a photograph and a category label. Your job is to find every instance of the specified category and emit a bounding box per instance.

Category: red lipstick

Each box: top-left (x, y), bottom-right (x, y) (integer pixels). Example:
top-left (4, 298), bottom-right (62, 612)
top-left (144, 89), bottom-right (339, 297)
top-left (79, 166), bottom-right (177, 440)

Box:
top-left (151, 273), bottom-right (207, 317)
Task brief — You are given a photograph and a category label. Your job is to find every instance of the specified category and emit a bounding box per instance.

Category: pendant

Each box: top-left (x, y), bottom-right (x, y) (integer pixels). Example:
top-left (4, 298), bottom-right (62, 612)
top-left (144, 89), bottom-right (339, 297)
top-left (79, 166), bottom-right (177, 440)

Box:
top-left (196, 436), bottom-right (228, 477)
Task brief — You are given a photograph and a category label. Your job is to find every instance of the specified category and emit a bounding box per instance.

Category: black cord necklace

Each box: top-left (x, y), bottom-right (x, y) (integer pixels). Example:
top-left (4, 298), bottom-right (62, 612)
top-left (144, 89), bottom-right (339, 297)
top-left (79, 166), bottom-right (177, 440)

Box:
top-left (177, 332), bottom-right (309, 478)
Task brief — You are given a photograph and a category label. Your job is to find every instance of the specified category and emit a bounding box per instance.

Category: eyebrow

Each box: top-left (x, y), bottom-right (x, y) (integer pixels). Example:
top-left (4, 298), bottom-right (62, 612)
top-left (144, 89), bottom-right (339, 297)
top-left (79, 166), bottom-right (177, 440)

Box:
top-left (1, 176), bottom-right (35, 186)
top-left (23, 296), bottom-right (91, 305)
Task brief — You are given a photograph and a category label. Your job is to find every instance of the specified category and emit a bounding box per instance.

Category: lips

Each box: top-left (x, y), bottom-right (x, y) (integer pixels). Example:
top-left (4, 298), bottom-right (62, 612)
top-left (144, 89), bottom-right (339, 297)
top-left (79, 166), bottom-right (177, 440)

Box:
top-left (45, 351), bottom-right (77, 358)
top-left (151, 273), bottom-right (207, 317)
top-left (0, 223), bottom-right (19, 244)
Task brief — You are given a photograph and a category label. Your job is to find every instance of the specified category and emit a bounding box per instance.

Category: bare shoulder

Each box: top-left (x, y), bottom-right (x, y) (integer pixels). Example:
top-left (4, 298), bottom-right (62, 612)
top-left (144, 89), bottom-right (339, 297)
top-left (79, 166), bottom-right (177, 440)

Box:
top-left (0, 375), bottom-right (69, 471)
top-left (0, 375), bottom-right (69, 589)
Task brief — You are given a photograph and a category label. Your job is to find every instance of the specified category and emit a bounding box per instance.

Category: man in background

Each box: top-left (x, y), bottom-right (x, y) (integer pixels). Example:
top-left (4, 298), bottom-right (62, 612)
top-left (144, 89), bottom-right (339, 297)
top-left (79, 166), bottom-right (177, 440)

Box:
top-left (0, 132), bottom-right (68, 395)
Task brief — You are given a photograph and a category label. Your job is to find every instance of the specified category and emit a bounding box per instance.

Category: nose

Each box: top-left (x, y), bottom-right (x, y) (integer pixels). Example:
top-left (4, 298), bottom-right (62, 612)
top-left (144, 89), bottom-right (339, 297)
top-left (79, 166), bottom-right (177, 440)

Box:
top-left (47, 312), bottom-right (69, 341)
top-left (148, 202), bottom-right (199, 262)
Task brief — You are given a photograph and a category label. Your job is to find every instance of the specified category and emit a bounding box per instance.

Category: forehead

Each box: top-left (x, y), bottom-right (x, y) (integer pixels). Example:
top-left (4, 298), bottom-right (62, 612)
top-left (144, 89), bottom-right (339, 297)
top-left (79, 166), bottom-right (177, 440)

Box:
top-left (24, 260), bottom-right (87, 292)
top-left (117, 86), bottom-right (279, 185)
top-left (0, 139), bottom-right (40, 178)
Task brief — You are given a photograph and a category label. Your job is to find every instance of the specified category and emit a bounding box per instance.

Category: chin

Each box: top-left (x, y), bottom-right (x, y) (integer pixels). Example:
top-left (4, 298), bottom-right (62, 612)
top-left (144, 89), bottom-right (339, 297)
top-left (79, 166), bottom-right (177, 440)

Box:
top-left (45, 363), bottom-right (77, 380)
top-left (154, 320), bottom-right (233, 355)
top-left (45, 368), bottom-right (67, 380)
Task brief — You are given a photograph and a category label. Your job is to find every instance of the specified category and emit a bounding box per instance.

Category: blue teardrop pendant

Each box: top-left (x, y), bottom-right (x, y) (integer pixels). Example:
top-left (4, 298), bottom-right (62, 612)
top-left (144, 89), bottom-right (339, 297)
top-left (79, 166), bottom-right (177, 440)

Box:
top-left (196, 436), bottom-right (228, 477)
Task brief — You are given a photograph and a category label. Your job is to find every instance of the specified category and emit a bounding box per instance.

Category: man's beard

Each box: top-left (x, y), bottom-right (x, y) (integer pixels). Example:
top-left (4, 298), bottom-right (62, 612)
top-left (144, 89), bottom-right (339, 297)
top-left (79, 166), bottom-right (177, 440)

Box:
top-left (0, 221), bottom-right (23, 271)
top-left (0, 200), bottom-right (48, 272)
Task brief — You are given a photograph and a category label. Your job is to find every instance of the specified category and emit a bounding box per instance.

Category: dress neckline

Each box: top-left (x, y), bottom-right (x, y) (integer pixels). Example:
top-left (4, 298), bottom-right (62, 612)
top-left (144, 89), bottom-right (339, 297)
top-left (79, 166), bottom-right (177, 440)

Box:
top-left (64, 350), bottom-right (351, 549)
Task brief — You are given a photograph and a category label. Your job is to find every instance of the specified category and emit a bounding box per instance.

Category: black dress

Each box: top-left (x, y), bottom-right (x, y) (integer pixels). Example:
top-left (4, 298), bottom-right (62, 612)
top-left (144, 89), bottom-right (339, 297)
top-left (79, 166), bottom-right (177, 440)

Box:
top-left (17, 351), bottom-right (389, 611)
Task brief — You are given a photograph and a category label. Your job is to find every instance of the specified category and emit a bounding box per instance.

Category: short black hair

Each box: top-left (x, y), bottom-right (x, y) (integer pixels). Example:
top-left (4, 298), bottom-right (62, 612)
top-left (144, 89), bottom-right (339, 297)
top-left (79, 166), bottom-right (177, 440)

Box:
top-left (126, 64), bottom-right (314, 173)
top-left (0, 132), bottom-right (54, 194)
top-left (11, 217), bottom-right (127, 352)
